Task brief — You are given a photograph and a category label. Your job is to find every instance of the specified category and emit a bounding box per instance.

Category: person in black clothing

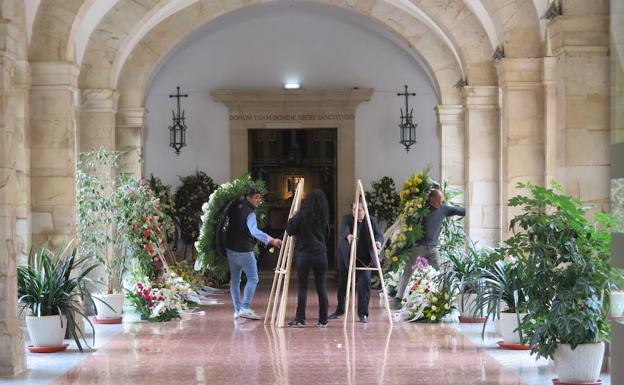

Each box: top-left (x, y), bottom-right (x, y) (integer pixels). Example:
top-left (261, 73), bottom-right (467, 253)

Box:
top-left (286, 190), bottom-right (331, 328)
top-left (394, 189), bottom-right (465, 304)
top-left (329, 201), bottom-right (384, 323)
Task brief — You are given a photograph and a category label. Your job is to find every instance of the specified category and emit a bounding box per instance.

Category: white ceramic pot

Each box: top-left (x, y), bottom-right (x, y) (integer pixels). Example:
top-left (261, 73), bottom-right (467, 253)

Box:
top-left (93, 293), bottom-right (124, 319)
top-left (26, 315), bottom-right (67, 347)
top-left (499, 312), bottom-right (527, 344)
top-left (553, 342), bottom-right (605, 383)
top-left (610, 291), bottom-right (624, 318)
top-left (457, 293), bottom-right (484, 318)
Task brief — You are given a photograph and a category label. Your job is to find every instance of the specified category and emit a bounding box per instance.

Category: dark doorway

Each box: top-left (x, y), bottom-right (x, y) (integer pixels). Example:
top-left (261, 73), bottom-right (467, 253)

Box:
top-left (248, 128), bottom-right (337, 271)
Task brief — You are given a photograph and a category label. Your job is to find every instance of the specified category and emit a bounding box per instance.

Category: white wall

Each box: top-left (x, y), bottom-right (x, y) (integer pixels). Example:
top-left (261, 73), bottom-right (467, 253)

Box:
top-left (144, 2), bottom-right (440, 190)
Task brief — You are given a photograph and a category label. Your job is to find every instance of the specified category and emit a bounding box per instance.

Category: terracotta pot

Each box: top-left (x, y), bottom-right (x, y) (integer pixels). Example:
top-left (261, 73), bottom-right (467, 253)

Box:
top-left (26, 315), bottom-right (67, 347)
top-left (553, 342), bottom-right (605, 383)
top-left (93, 293), bottom-right (125, 320)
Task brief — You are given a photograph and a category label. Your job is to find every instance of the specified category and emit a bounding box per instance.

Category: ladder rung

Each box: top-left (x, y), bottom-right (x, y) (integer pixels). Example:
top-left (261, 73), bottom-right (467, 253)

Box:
top-left (355, 267), bottom-right (379, 271)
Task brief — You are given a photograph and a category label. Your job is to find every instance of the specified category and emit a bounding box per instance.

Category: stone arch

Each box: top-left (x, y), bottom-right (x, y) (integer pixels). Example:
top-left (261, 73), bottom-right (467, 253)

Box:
top-left (79, 0), bottom-right (498, 94)
top-left (480, 0), bottom-right (542, 57)
top-left (27, 0), bottom-right (86, 61)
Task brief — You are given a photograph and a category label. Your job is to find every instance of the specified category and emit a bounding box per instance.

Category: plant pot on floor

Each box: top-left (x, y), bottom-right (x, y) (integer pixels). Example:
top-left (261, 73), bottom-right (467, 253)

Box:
top-left (457, 293), bottom-right (486, 322)
top-left (92, 293), bottom-right (124, 322)
top-left (26, 315), bottom-right (67, 347)
top-left (610, 291), bottom-right (624, 319)
top-left (499, 312), bottom-right (528, 345)
top-left (553, 342), bottom-right (604, 383)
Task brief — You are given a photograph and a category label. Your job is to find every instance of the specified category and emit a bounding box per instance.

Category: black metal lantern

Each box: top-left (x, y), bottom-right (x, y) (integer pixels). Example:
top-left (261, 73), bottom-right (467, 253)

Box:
top-left (168, 86), bottom-right (188, 156)
top-left (398, 85), bottom-right (417, 152)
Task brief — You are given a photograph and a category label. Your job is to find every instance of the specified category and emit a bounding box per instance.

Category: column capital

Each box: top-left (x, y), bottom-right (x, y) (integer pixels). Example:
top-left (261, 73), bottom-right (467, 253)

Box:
top-left (80, 88), bottom-right (119, 112)
top-left (547, 16), bottom-right (609, 57)
top-left (495, 58), bottom-right (544, 89)
top-left (30, 62), bottom-right (80, 88)
top-left (434, 105), bottom-right (464, 126)
top-left (117, 107), bottom-right (146, 128)
top-left (462, 86), bottom-right (498, 109)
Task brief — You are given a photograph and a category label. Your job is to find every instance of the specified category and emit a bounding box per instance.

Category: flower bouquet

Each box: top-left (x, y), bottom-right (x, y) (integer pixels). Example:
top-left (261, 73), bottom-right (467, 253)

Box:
top-left (385, 170), bottom-right (434, 271)
top-left (126, 274), bottom-right (192, 322)
top-left (365, 176), bottom-right (400, 229)
top-left (402, 257), bottom-right (456, 322)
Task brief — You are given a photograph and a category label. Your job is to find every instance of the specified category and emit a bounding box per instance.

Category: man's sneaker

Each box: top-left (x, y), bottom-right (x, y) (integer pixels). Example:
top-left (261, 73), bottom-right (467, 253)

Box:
top-left (234, 310), bottom-right (239, 319)
top-left (317, 321), bottom-right (328, 328)
top-left (288, 319), bottom-right (305, 328)
top-left (238, 308), bottom-right (262, 320)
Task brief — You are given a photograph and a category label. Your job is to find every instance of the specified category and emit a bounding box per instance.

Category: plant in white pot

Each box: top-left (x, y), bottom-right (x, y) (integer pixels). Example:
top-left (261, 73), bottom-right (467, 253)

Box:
top-left (17, 243), bottom-right (99, 351)
top-left (507, 182), bottom-right (611, 384)
top-left (444, 242), bottom-right (498, 322)
top-left (609, 268), bottom-right (624, 320)
top-left (473, 258), bottom-right (529, 346)
top-left (76, 149), bottom-right (127, 321)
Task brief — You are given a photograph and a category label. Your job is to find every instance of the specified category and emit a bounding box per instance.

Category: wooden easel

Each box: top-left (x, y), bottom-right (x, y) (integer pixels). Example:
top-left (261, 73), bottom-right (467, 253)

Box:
top-left (344, 180), bottom-right (393, 326)
top-left (265, 179), bottom-right (305, 327)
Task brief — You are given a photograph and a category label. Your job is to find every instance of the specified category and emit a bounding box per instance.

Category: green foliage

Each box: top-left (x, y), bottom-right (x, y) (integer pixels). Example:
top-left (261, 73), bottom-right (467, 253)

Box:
top-left (473, 258), bottom-right (530, 338)
top-left (174, 171), bottom-right (218, 244)
top-left (365, 176), bottom-right (400, 228)
top-left (506, 181), bottom-right (611, 360)
top-left (148, 175), bottom-right (176, 241)
top-left (195, 174), bottom-right (267, 283)
top-left (76, 148), bottom-right (126, 294)
top-left (17, 243), bottom-right (100, 352)
top-left (442, 241), bottom-right (499, 295)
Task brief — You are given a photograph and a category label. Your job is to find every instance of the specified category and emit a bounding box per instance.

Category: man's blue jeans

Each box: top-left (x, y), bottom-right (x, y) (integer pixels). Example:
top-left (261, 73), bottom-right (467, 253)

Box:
top-left (226, 249), bottom-right (260, 312)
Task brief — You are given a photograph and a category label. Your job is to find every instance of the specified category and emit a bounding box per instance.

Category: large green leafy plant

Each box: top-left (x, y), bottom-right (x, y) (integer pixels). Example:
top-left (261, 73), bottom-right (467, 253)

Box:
top-left (148, 175), bottom-right (176, 242)
top-left (17, 244), bottom-right (100, 352)
top-left (507, 182), bottom-right (611, 359)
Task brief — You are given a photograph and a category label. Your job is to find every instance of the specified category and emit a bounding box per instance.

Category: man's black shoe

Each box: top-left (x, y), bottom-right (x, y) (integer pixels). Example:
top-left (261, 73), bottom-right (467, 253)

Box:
top-left (359, 315), bottom-right (368, 323)
top-left (328, 311), bottom-right (344, 320)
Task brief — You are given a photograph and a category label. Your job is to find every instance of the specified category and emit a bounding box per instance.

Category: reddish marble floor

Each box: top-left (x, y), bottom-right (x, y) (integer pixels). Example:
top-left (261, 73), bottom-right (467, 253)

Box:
top-left (49, 283), bottom-right (527, 385)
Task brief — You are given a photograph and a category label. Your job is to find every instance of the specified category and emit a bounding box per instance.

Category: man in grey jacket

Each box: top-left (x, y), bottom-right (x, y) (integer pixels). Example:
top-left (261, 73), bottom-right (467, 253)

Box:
top-left (394, 189), bottom-right (465, 303)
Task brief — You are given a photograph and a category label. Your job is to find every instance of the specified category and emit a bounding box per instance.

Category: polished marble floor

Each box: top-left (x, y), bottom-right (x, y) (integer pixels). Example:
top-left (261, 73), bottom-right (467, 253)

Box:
top-left (1, 282), bottom-right (612, 385)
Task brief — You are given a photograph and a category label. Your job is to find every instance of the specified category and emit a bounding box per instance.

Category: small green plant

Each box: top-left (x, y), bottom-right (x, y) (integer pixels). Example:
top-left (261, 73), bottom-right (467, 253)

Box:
top-left (17, 243), bottom-right (100, 352)
top-left (507, 181), bottom-right (611, 360)
top-left (473, 258), bottom-right (530, 338)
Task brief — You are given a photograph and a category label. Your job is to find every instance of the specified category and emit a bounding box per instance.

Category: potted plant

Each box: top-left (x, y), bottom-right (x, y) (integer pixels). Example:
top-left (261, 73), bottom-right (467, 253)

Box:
top-left (17, 243), bottom-right (99, 351)
top-left (609, 267), bottom-right (624, 319)
top-left (473, 258), bottom-right (529, 346)
top-left (444, 242), bottom-right (497, 322)
top-left (76, 149), bottom-right (127, 321)
top-left (508, 182), bottom-right (610, 383)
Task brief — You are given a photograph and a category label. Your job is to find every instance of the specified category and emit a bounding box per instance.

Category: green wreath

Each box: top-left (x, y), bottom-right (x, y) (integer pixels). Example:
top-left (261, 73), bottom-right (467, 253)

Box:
top-left (194, 174), bottom-right (267, 283)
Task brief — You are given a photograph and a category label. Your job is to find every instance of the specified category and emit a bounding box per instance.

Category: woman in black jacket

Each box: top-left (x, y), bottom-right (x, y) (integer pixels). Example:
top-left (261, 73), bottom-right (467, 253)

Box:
top-left (286, 189), bottom-right (330, 328)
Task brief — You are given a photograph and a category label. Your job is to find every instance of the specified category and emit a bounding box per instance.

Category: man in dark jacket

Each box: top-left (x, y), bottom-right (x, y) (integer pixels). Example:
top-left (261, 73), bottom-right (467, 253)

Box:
top-left (329, 202), bottom-right (383, 323)
top-left (225, 188), bottom-right (282, 320)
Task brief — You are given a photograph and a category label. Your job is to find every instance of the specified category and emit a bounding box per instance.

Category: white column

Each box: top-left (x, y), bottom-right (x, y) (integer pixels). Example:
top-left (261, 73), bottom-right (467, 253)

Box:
top-left (117, 107), bottom-right (145, 177)
top-left (435, 104), bottom-right (465, 202)
top-left (29, 62), bottom-right (79, 249)
top-left (463, 86), bottom-right (501, 246)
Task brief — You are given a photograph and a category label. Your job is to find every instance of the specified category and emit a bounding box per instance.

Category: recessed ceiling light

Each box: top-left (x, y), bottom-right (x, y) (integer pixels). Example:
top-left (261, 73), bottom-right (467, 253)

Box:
top-left (284, 82), bottom-right (301, 90)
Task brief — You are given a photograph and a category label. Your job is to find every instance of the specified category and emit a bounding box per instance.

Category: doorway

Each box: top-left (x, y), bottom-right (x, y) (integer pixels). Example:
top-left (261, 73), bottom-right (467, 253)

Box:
top-left (248, 128), bottom-right (337, 271)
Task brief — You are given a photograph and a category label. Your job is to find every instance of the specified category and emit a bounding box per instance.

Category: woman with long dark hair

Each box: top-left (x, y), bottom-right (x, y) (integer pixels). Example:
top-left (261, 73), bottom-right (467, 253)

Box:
top-left (286, 189), bottom-right (330, 328)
